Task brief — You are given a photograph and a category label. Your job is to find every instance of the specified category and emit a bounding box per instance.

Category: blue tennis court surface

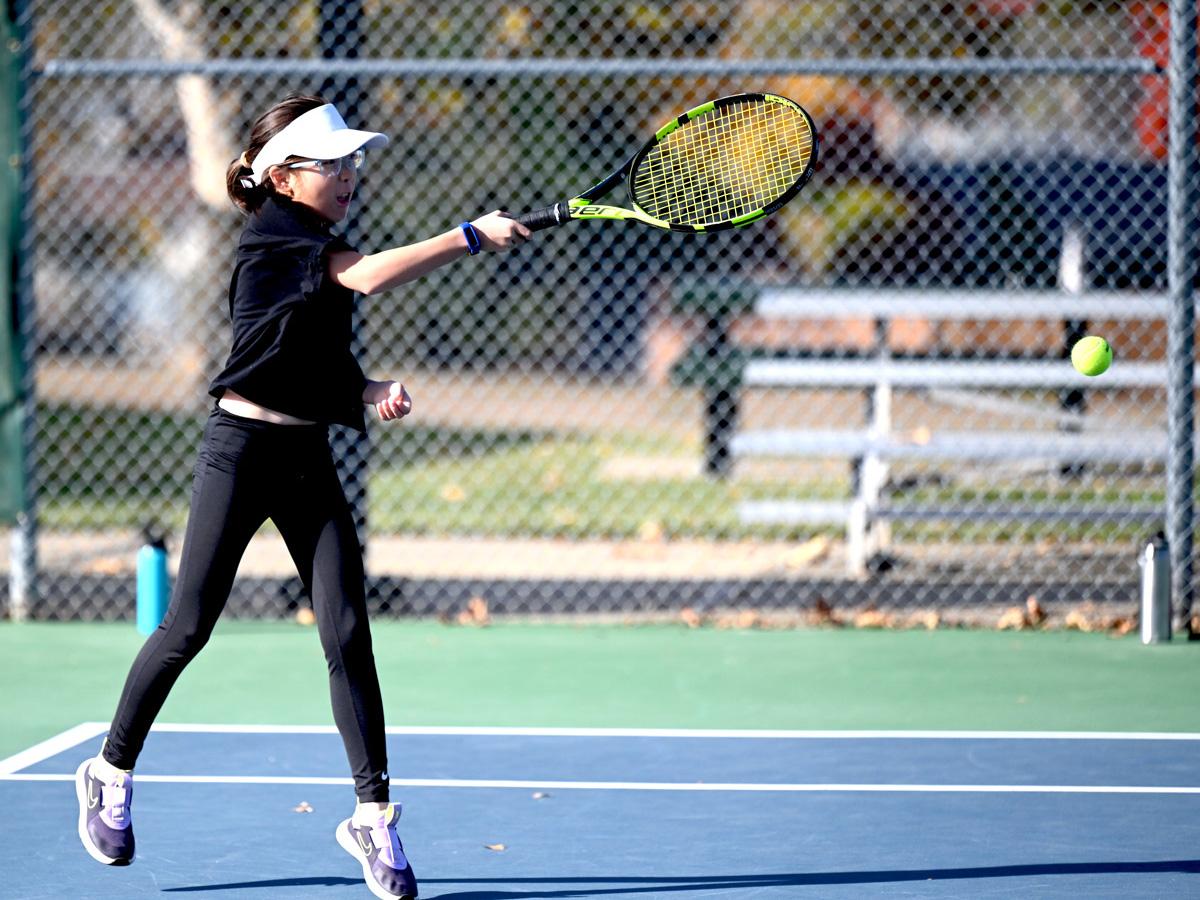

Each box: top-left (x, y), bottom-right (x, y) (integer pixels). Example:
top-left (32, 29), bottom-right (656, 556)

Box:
top-left (2, 724), bottom-right (1198, 898)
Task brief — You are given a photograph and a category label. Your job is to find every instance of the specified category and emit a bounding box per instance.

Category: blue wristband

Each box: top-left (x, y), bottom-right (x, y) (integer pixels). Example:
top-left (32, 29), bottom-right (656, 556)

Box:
top-left (460, 221), bottom-right (481, 256)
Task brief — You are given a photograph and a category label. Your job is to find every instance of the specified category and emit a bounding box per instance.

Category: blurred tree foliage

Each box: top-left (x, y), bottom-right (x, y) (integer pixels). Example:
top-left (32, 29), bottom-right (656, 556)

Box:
top-left (26, 1), bottom-right (1151, 368)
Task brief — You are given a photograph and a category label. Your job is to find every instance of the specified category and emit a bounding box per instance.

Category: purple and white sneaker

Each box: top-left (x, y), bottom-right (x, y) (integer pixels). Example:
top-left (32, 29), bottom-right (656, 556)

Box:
top-left (74, 757), bottom-right (135, 865)
top-left (336, 803), bottom-right (418, 899)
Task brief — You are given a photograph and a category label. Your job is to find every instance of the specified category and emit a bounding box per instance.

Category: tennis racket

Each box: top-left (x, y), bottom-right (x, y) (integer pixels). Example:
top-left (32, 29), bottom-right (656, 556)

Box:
top-left (517, 92), bottom-right (818, 234)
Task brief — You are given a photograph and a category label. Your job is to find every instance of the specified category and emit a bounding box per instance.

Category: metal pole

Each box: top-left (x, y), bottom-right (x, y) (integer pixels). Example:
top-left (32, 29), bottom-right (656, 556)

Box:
top-left (33, 56), bottom-right (1162, 79)
top-left (1167, 0), bottom-right (1198, 635)
top-left (7, 0), bottom-right (36, 621)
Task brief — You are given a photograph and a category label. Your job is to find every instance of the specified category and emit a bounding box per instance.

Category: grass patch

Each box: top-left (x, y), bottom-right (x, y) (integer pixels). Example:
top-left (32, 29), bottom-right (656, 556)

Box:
top-left (28, 402), bottom-right (1177, 543)
top-left (36, 403), bottom-right (200, 529)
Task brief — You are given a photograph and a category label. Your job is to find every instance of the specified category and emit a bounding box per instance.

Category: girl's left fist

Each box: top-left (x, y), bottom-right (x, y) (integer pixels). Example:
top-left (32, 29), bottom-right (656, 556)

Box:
top-left (374, 381), bottom-right (412, 421)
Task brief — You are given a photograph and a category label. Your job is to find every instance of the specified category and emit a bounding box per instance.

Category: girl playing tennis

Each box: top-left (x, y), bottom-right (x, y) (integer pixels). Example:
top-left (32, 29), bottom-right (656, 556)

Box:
top-left (74, 94), bottom-right (529, 900)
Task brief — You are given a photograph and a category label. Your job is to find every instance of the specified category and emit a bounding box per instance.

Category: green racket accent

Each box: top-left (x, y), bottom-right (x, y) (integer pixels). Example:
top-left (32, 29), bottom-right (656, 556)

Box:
top-left (517, 92), bottom-right (818, 234)
top-left (654, 100), bottom-right (717, 141)
top-left (564, 198), bottom-right (670, 229)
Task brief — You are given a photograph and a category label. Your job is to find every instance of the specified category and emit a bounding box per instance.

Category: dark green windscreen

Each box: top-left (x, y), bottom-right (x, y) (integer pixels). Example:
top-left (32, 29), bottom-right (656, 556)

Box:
top-left (0, 6), bottom-right (23, 524)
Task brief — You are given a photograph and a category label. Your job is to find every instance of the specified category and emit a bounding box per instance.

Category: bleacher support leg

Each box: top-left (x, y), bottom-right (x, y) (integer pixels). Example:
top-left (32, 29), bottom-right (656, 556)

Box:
top-left (703, 384), bottom-right (737, 478)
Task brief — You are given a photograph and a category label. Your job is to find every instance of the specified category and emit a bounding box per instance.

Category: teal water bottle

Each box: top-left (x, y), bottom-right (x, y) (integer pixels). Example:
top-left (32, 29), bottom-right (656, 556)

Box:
top-left (136, 527), bottom-right (170, 636)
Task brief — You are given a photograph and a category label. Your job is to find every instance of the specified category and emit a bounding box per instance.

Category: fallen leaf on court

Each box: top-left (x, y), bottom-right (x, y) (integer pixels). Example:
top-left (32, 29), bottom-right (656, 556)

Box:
top-left (1109, 617), bottom-right (1136, 636)
top-left (1025, 596), bottom-right (1046, 626)
top-left (853, 609), bottom-right (895, 629)
top-left (714, 609), bottom-right (760, 629)
top-left (679, 607), bottom-right (702, 628)
top-left (293, 802), bottom-right (313, 813)
top-left (1064, 609), bottom-right (1093, 632)
top-left (457, 596), bottom-right (490, 626)
top-left (996, 606), bottom-right (1029, 630)
top-left (809, 597), bottom-right (843, 626)
top-left (735, 609), bottom-right (760, 629)
top-left (907, 610), bottom-right (940, 630)
top-left (484, 843), bottom-right (506, 851)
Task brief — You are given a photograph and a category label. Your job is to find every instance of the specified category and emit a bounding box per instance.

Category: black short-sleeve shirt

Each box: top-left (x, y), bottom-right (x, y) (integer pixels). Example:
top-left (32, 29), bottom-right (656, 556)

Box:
top-left (209, 195), bottom-right (367, 431)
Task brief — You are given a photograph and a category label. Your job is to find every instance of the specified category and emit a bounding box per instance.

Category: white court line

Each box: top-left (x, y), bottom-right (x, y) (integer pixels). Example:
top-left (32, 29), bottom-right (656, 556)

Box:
top-left (0, 722), bottom-right (108, 776)
top-left (144, 724), bottom-right (1200, 741)
top-left (3, 723), bottom-right (1197, 795)
top-left (2, 772), bottom-right (1199, 794)
top-left (5, 721), bottom-right (1199, 774)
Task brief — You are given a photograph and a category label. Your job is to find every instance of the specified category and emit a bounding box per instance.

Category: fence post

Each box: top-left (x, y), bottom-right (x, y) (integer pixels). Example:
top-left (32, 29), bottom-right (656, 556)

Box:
top-left (7, 0), bottom-right (36, 621)
top-left (1167, 0), bottom-right (1198, 635)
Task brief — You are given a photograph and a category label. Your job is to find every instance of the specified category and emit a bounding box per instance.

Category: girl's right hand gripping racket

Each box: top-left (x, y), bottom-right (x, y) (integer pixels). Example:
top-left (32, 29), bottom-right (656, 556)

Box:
top-left (517, 92), bottom-right (818, 234)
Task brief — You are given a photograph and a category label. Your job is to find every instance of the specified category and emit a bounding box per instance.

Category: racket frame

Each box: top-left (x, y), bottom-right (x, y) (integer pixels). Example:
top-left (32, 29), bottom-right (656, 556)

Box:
top-left (520, 92), bottom-right (819, 233)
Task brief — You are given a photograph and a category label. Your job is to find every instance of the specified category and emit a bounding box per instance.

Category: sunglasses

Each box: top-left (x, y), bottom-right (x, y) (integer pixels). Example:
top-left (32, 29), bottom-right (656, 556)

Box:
top-left (284, 149), bottom-right (365, 177)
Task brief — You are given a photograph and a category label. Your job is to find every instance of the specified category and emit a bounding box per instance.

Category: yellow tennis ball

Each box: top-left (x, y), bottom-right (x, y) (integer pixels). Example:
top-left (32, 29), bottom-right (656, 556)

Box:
top-left (1071, 336), bottom-right (1112, 376)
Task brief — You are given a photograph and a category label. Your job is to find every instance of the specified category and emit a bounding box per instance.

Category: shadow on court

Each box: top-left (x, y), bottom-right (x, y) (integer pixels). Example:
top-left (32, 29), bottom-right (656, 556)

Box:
top-left (158, 860), bottom-right (1200, 897)
top-left (162, 877), bottom-right (363, 892)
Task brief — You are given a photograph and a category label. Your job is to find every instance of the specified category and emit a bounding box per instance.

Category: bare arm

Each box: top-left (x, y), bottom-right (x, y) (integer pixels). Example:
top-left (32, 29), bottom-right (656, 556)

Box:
top-left (327, 210), bottom-right (530, 296)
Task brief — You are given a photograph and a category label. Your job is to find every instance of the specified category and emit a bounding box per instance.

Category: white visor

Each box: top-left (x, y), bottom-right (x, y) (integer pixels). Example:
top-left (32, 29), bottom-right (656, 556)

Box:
top-left (247, 104), bottom-right (388, 186)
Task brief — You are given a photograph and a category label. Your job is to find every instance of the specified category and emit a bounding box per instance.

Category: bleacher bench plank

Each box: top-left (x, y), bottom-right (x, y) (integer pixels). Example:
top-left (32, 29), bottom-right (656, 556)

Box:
top-left (737, 499), bottom-right (1165, 525)
top-left (754, 289), bottom-right (1169, 320)
top-left (743, 359), bottom-right (1176, 390)
top-left (731, 429), bottom-right (1170, 464)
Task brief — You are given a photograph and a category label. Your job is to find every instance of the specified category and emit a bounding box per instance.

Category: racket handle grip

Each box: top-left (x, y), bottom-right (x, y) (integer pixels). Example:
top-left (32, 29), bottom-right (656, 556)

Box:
top-left (517, 202), bottom-right (570, 232)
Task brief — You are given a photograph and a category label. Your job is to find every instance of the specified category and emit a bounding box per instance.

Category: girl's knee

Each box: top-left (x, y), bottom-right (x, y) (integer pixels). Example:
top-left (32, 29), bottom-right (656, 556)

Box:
top-left (318, 612), bottom-right (373, 666)
top-left (157, 612), bottom-right (218, 662)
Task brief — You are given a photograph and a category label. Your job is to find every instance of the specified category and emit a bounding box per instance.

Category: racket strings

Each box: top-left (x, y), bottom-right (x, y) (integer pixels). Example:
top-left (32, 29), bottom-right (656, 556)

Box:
top-left (632, 99), bottom-right (813, 227)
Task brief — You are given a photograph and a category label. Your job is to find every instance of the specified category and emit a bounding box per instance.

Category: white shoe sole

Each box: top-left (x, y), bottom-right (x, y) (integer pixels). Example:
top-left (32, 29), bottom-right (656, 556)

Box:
top-left (74, 759), bottom-right (130, 866)
top-left (336, 818), bottom-right (414, 899)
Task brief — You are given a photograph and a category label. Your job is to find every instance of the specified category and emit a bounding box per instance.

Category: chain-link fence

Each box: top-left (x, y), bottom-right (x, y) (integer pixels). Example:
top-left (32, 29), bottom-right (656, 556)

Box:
top-left (2, 1), bottom-right (1198, 625)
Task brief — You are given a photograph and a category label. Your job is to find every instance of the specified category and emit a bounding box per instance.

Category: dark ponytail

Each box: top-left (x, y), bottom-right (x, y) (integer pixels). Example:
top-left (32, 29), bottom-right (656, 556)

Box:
top-left (226, 94), bottom-right (328, 213)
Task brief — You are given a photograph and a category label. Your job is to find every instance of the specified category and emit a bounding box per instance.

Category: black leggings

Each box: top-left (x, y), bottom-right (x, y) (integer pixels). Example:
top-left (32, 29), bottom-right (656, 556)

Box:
top-left (102, 408), bottom-right (390, 802)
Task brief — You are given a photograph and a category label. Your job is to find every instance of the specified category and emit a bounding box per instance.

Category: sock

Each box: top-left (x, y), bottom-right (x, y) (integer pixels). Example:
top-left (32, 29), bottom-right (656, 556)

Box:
top-left (95, 739), bottom-right (132, 781)
top-left (92, 755), bottom-right (131, 782)
top-left (353, 801), bottom-right (390, 825)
